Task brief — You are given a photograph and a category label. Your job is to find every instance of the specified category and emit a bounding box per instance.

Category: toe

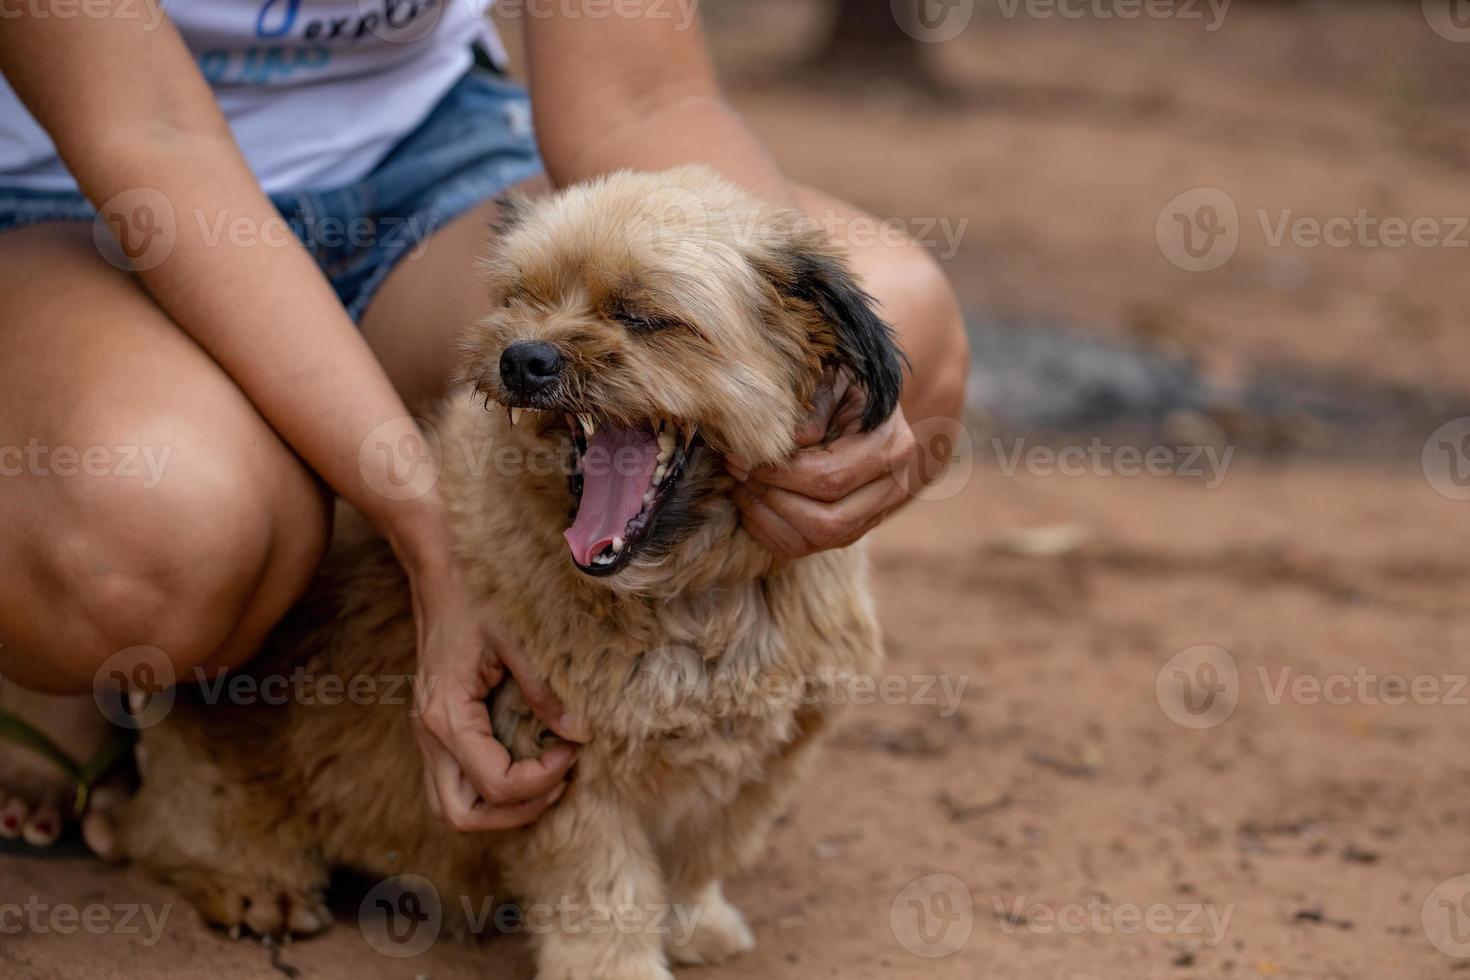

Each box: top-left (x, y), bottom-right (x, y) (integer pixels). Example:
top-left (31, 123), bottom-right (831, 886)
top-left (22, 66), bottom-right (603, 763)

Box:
top-left (81, 783), bottom-right (128, 859)
top-left (21, 803), bottom-right (61, 848)
top-left (0, 795), bottom-right (28, 839)
top-left (81, 808), bottom-right (116, 858)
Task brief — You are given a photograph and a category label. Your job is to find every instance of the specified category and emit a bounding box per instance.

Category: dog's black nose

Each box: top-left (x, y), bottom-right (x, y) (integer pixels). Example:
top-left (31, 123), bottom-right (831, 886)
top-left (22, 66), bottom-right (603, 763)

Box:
top-left (499, 341), bottom-right (564, 395)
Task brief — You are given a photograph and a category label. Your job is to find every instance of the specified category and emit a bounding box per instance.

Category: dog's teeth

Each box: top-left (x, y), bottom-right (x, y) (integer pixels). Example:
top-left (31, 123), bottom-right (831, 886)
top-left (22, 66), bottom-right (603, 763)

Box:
top-left (653, 464), bottom-right (667, 486)
top-left (579, 414), bottom-right (596, 438)
top-left (509, 407), bottom-right (524, 427)
top-left (643, 490), bottom-right (655, 506)
top-left (612, 537), bottom-right (623, 553)
top-left (657, 430), bottom-right (675, 456)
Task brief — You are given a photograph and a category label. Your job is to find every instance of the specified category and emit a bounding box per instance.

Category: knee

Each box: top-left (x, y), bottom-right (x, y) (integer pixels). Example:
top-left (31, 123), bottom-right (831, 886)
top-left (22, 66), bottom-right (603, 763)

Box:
top-left (14, 407), bottom-right (327, 688)
top-left (863, 242), bottom-right (970, 421)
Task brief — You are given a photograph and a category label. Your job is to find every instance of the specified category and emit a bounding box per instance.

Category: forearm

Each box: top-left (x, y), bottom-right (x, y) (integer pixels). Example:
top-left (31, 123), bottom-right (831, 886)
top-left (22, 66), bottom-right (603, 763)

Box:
top-left (97, 140), bottom-right (451, 570)
top-left (541, 92), bottom-right (793, 206)
top-left (0, 5), bottom-right (454, 575)
top-left (526, 6), bottom-right (790, 204)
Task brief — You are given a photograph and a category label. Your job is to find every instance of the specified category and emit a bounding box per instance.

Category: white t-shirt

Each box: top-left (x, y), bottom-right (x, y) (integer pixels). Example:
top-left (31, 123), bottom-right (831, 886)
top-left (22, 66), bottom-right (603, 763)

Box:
top-left (0, 0), bottom-right (501, 193)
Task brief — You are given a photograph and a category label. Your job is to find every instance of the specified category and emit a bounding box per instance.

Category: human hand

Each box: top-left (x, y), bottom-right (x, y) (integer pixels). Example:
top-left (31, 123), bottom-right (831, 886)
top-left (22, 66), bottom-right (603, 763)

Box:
top-left (407, 561), bottom-right (586, 832)
top-left (727, 372), bottom-right (917, 559)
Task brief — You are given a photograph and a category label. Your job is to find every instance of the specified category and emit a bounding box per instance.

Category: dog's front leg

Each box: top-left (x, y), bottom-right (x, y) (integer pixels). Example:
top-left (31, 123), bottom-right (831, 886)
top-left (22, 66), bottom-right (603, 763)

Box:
top-left (509, 790), bottom-right (673, 980)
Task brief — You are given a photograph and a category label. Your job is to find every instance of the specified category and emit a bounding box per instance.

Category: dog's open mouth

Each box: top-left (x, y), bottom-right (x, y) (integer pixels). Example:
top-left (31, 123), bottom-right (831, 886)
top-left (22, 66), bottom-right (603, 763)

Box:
top-left (562, 414), bottom-right (698, 577)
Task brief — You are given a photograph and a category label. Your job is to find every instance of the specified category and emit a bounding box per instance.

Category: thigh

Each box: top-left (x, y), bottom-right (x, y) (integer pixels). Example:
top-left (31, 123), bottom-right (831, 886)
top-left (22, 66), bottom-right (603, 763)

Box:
top-left (358, 174), bottom-right (553, 415)
top-left (0, 223), bottom-right (328, 688)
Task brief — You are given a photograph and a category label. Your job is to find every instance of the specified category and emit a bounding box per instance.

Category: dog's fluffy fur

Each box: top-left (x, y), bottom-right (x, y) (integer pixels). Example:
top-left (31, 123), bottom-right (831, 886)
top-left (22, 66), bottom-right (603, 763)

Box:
top-left (115, 167), bottom-right (903, 980)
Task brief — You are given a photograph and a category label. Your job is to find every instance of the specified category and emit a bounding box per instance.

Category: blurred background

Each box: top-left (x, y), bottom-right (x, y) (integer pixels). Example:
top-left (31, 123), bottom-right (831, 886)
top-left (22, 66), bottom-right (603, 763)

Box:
top-left (8, 2), bottom-right (1470, 978)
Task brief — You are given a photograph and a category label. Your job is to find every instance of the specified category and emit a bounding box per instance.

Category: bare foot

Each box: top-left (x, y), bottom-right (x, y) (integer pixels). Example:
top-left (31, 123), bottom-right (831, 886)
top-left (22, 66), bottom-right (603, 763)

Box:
top-left (0, 679), bottom-right (120, 849)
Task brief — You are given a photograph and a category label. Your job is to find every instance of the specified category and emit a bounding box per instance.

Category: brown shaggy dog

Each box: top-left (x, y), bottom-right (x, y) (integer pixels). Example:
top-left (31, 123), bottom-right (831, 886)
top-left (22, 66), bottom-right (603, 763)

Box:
top-left (114, 166), bottom-right (904, 980)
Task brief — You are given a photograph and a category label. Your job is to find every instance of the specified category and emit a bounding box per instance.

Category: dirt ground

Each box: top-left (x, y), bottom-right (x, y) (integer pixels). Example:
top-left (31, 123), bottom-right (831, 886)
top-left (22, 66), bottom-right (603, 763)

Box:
top-left (5, 4), bottom-right (1469, 979)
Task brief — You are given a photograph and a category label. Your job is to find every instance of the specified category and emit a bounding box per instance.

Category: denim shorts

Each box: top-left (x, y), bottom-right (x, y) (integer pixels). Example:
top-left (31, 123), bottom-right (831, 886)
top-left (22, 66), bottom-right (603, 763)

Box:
top-left (0, 64), bottom-right (543, 321)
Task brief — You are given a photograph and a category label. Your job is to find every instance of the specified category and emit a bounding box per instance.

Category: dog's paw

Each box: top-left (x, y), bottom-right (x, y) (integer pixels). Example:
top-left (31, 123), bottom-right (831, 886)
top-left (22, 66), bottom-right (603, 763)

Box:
top-left (668, 883), bottom-right (755, 967)
top-left (183, 873), bottom-right (333, 942)
top-left (535, 945), bottom-right (675, 980)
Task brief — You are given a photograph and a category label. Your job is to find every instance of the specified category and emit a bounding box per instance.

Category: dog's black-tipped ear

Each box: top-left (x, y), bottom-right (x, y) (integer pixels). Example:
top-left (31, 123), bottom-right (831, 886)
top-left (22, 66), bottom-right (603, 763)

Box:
top-left (490, 190), bottom-right (530, 239)
top-left (777, 248), bottom-right (907, 432)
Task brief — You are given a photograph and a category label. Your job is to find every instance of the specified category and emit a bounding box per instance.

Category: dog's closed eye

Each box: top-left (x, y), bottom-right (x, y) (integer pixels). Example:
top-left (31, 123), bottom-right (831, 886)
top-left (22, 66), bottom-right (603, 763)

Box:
top-left (604, 299), bottom-right (681, 334)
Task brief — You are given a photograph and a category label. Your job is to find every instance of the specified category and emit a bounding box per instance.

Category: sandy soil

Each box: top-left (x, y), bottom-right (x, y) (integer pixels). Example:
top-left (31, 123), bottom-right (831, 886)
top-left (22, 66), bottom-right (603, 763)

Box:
top-left (4, 4), bottom-right (1468, 979)
top-left (5, 463), bottom-right (1466, 979)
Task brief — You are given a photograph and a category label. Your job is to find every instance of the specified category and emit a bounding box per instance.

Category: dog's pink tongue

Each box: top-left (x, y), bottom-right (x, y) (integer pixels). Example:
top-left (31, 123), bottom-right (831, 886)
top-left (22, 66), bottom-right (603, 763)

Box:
top-left (565, 424), bottom-right (659, 566)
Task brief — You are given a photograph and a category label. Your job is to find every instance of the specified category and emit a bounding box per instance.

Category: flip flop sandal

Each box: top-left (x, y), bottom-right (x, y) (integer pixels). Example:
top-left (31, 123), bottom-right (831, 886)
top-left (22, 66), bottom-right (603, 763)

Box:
top-left (0, 708), bottom-right (133, 859)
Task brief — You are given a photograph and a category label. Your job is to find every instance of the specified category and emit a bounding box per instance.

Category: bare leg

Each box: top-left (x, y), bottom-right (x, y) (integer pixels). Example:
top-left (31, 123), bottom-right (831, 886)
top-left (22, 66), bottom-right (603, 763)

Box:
top-left (0, 224), bottom-right (331, 846)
